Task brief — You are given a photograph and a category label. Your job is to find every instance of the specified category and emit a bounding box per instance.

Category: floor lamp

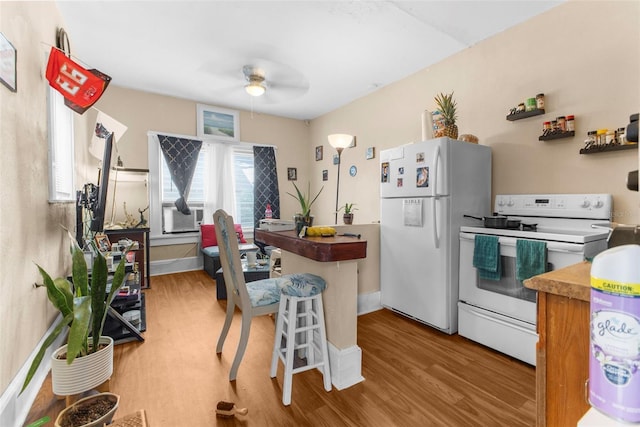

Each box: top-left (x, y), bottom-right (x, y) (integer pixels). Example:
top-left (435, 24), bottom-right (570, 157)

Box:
top-left (328, 134), bottom-right (354, 224)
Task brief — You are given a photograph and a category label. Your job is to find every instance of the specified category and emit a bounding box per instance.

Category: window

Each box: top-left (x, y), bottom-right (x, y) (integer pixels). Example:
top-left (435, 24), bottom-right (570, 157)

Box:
top-left (158, 139), bottom-right (254, 234)
top-left (47, 87), bottom-right (75, 202)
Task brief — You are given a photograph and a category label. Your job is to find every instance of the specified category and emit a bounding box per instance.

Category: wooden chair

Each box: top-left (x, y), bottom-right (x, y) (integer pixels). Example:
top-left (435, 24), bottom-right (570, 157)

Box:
top-left (213, 209), bottom-right (281, 381)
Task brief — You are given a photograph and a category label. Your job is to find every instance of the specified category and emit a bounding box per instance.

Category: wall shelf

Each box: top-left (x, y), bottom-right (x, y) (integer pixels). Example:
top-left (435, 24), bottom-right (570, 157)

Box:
top-left (579, 143), bottom-right (638, 155)
top-left (506, 109), bottom-right (545, 121)
top-left (539, 131), bottom-right (575, 141)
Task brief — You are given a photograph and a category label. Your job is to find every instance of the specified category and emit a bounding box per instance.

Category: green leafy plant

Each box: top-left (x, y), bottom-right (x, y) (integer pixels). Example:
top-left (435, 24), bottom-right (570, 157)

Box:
top-left (21, 232), bottom-right (127, 393)
top-left (287, 182), bottom-right (323, 219)
top-left (434, 91), bottom-right (459, 139)
top-left (338, 203), bottom-right (358, 214)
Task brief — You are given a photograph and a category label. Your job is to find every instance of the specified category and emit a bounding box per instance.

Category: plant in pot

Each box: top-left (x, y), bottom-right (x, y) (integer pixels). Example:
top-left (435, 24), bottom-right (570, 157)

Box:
top-left (338, 203), bottom-right (358, 225)
top-left (287, 181), bottom-right (323, 234)
top-left (21, 231), bottom-right (127, 425)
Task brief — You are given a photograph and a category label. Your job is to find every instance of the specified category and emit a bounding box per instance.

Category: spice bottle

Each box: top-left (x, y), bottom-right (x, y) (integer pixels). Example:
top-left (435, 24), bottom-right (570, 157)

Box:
top-left (596, 129), bottom-right (607, 145)
top-left (606, 130), bottom-right (616, 145)
top-left (525, 98), bottom-right (537, 112)
top-left (566, 115), bottom-right (575, 132)
top-left (556, 116), bottom-right (566, 131)
top-left (536, 93), bottom-right (545, 110)
top-left (265, 203), bottom-right (273, 219)
top-left (585, 131), bottom-right (597, 148)
top-left (543, 121), bottom-right (552, 134)
top-left (617, 127), bottom-right (627, 145)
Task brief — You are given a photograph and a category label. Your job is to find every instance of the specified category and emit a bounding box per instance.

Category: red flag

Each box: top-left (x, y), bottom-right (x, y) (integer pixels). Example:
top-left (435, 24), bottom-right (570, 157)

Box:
top-left (45, 47), bottom-right (111, 111)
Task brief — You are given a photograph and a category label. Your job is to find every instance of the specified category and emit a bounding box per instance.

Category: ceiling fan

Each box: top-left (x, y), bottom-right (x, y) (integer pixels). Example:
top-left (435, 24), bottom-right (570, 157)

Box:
top-left (243, 65), bottom-right (267, 97)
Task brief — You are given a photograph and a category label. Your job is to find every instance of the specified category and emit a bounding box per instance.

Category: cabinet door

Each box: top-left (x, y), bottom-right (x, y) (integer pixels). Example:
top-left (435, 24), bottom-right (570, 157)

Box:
top-left (538, 292), bottom-right (590, 426)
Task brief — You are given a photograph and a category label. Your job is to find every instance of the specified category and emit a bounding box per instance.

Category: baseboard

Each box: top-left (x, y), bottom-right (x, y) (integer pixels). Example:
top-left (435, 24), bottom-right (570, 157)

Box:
top-left (149, 255), bottom-right (202, 276)
top-left (357, 291), bottom-right (382, 315)
top-left (327, 343), bottom-right (365, 390)
top-left (0, 315), bottom-right (67, 427)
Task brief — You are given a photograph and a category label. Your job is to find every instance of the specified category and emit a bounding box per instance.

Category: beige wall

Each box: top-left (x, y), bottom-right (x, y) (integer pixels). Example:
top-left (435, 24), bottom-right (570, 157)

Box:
top-left (0, 1), bottom-right (69, 394)
top-left (2, 0), bottom-right (639, 400)
top-left (310, 0), bottom-right (640, 226)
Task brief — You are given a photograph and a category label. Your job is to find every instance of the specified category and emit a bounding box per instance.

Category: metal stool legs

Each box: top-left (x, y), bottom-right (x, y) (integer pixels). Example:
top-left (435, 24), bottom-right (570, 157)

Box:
top-left (270, 293), bottom-right (332, 405)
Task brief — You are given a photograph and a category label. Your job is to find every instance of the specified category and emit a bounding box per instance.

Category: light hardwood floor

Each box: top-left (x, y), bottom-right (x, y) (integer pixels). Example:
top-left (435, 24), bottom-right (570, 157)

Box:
top-left (25, 270), bottom-right (535, 426)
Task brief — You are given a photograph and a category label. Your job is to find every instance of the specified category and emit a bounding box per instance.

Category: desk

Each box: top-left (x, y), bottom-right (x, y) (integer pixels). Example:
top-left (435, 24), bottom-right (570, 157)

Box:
top-left (255, 229), bottom-right (367, 390)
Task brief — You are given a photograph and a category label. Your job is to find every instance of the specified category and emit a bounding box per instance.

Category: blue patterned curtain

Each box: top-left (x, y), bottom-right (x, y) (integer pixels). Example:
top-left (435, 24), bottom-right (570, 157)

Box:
top-left (253, 146), bottom-right (279, 228)
top-left (158, 134), bottom-right (202, 215)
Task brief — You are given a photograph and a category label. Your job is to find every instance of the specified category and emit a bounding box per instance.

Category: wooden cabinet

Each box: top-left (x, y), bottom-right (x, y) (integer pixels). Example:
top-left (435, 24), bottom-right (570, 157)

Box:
top-left (525, 262), bottom-right (592, 427)
top-left (105, 228), bottom-right (150, 289)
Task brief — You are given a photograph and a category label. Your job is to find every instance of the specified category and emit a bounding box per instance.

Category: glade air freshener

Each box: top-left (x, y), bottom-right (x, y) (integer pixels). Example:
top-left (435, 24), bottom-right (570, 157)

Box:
top-left (590, 244), bottom-right (640, 422)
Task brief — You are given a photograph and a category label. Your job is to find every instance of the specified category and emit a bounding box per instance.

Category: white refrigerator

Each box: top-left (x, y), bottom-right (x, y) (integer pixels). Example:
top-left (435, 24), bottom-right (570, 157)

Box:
top-left (380, 137), bottom-right (491, 334)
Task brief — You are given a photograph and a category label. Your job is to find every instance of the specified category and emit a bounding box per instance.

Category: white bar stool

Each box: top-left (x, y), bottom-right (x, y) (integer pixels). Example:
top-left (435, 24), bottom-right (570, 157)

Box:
top-left (270, 273), bottom-right (332, 406)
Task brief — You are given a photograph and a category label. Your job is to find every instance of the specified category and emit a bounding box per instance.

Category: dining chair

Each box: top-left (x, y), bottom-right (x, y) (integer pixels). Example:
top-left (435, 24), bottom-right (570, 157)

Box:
top-left (213, 209), bottom-right (281, 381)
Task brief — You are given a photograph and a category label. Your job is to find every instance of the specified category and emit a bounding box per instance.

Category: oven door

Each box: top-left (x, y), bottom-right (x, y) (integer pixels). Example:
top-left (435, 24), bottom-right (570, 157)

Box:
top-left (459, 232), bottom-right (586, 324)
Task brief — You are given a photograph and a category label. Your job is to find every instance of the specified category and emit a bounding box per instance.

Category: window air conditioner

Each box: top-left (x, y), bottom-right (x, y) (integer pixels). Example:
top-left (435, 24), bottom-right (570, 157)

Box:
top-left (163, 206), bottom-right (204, 233)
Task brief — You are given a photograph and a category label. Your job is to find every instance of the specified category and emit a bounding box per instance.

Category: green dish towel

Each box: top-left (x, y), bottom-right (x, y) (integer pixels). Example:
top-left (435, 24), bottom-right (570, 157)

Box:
top-left (473, 235), bottom-right (501, 281)
top-left (516, 239), bottom-right (547, 281)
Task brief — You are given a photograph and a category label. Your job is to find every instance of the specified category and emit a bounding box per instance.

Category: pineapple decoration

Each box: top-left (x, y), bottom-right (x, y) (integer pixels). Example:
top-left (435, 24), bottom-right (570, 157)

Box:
top-left (434, 92), bottom-right (458, 139)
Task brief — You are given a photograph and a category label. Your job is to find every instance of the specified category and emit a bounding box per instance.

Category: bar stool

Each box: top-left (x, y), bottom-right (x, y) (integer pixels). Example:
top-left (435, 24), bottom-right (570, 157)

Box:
top-left (270, 273), bottom-right (332, 406)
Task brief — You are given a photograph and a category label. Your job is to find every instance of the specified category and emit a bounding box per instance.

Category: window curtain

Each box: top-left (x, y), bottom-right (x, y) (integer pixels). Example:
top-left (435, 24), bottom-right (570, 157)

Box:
top-left (253, 146), bottom-right (280, 228)
top-left (158, 134), bottom-right (202, 215)
top-left (203, 141), bottom-right (236, 223)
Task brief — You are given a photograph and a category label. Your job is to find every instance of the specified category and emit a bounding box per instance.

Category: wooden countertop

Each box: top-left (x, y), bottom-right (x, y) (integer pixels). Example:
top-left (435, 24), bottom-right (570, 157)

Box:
top-left (255, 229), bottom-right (367, 262)
top-left (523, 261), bottom-right (591, 302)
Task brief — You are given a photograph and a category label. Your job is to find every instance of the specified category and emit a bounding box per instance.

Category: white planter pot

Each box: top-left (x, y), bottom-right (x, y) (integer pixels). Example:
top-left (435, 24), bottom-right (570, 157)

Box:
top-left (51, 336), bottom-right (114, 396)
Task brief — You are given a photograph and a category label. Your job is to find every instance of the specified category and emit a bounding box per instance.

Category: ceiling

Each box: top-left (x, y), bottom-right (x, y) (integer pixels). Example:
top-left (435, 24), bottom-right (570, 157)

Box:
top-left (56, 1), bottom-right (561, 121)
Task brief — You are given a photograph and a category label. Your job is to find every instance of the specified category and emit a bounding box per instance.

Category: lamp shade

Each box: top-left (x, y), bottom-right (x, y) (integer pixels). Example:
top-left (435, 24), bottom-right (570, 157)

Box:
top-left (328, 134), bottom-right (353, 149)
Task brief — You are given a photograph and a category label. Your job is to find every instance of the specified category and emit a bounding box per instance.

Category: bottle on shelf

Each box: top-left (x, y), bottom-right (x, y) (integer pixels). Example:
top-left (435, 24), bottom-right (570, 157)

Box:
top-left (265, 203), bottom-right (273, 220)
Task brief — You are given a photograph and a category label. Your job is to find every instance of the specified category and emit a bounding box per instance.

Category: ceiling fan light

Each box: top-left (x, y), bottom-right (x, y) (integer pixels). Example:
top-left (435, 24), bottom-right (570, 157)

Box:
top-left (245, 81), bottom-right (266, 97)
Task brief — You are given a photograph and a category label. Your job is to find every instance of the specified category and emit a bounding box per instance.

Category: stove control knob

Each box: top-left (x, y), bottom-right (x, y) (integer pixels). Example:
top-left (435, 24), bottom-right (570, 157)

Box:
top-left (593, 199), bottom-right (604, 208)
top-left (581, 199), bottom-right (591, 208)
top-left (507, 199), bottom-right (515, 207)
top-left (497, 197), bottom-right (505, 207)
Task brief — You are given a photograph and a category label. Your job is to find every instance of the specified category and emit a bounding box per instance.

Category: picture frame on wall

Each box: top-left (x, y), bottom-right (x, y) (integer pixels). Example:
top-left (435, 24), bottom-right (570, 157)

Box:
top-left (315, 145), bottom-right (323, 161)
top-left (366, 146), bottom-right (375, 160)
top-left (95, 233), bottom-right (111, 252)
top-left (322, 170), bottom-right (328, 181)
top-left (196, 103), bottom-right (239, 141)
top-left (0, 33), bottom-right (17, 92)
top-left (287, 167), bottom-right (297, 181)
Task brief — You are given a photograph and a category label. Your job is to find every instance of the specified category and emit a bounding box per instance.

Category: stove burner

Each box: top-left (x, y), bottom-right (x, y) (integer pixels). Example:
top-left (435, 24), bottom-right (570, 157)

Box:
top-left (521, 223), bottom-right (537, 231)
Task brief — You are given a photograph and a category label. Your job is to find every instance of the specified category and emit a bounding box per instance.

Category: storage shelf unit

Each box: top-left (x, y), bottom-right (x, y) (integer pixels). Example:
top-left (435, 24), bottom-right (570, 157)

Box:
top-left (506, 108), bottom-right (545, 121)
top-left (579, 143), bottom-right (638, 155)
top-left (105, 228), bottom-right (150, 288)
top-left (539, 131), bottom-right (575, 141)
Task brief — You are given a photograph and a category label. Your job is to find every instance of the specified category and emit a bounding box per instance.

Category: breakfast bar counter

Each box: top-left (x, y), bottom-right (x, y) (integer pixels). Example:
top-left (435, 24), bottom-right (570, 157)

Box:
top-left (255, 229), bottom-right (367, 390)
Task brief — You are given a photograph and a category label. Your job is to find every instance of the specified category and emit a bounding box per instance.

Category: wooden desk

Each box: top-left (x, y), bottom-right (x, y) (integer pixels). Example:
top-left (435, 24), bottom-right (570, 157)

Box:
top-left (524, 261), bottom-right (591, 427)
top-left (255, 229), bottom-right (367, 390)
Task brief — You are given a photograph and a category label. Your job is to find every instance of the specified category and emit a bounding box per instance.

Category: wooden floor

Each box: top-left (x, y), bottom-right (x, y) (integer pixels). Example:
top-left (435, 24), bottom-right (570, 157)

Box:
top-left (25, 270), bottom-right (535, 426)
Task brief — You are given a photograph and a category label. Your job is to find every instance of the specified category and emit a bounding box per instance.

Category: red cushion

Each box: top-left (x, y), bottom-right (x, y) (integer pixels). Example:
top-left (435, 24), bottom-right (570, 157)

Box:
top-left (201, 223), bottom-right (246, 248)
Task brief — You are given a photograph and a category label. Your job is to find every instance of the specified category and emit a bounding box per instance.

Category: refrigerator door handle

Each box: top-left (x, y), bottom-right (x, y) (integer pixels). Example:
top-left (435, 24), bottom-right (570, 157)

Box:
top-left (433, 198), bottom-right (440, 248)
top-left (433, 144), bottom-right (441, 196)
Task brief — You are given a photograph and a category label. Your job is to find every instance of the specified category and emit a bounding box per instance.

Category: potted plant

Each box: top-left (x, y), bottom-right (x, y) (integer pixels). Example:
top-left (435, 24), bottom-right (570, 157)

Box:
top-left (338, 203), bottom-right (358, 224)
top-left (287, 182), bottom-right (323, 233)
top-left (21, 231), bottom-right (128, 398)
top-left (54, 392), bottom-right (120, 427)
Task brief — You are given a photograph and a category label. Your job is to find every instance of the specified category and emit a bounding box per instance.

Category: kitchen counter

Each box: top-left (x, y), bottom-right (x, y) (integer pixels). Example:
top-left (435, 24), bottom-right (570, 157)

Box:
top-left (524, 262), bottom-right (592, 427)
top-left (255, 228), bottom-right (368, 390)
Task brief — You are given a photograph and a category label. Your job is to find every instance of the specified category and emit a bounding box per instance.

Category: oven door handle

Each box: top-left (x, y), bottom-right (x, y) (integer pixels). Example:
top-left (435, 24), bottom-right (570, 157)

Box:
top-left (464, 305), bottom-right (536, 335)
top-left (460, 232), bottom-right (585, 253)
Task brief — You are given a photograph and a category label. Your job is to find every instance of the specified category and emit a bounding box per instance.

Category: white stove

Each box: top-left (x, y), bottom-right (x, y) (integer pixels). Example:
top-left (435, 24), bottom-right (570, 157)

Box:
top-left (458, 193), bottom-right (612, 365)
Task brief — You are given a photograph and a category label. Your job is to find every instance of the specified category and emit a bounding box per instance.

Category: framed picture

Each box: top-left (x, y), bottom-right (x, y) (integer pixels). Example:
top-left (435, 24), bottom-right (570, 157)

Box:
top-left (322, 170), bottom-right (328, 181)
top-left (287, 167), bottom-right (297, 181)
top-left (349, 136), bottom-right (357, 148)
top-left (0, 33), bottom-right (17, 92)
top-left (315, 145), bottom-right (323, 161)
top-left (95, 233), bottom-right (111, 252)
top-left (196, 103), bottom-right (239, 141)
top-left (366, 147), bottom-right (375, 160)
top-left (333, 154), bottom-right (339, 165)
top-left (381, 162), bottom-right (389, 183)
